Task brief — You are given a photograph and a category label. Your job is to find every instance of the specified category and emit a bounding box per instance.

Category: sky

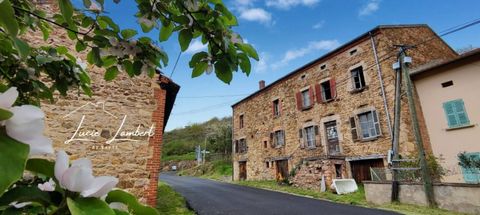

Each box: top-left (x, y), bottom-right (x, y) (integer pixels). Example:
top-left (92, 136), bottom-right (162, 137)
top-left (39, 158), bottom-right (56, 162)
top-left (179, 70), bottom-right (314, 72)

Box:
top-left (96, 0), bottom-right (480, 131)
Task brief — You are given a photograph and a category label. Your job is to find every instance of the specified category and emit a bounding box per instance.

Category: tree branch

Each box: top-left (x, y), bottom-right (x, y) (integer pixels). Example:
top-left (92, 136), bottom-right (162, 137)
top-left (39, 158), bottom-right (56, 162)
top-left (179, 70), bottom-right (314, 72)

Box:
top-left (12, 5), bottom-right (90, 36)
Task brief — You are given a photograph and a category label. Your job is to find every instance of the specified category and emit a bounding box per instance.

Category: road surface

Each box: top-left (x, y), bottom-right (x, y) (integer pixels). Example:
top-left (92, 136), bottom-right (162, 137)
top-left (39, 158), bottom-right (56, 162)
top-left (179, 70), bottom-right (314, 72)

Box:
top-left (159, 173), bottom-right (399, 215)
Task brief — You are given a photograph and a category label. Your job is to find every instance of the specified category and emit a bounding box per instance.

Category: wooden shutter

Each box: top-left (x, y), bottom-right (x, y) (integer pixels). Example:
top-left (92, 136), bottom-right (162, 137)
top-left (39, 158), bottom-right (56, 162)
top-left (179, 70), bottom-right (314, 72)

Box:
top-left (315, 83), bottom-right (323, 103)
top-left (272, 101), bottom-right (276, 115)
top-left (296, 92), bottom-right (303, 110)
top-left (279, 100), bottom-right (282, 116)
top-left (314, 125), bottom-right (321, 147)
top-left (350, 117), bottom-right (358, 141)
top-left (330, 78), bottom-right (336, 99)
top-left (299, 128), bottom-right (305, 149)
top-left (270, 132), bottom-right (275, 148)
top-left (309, 86), bottom-right (315, 105)
top-left (281, 130), bottom-right (285, 146)
top-left (454, 100), bottom-right (470, 126)
top-left (372, 110), bottom-right (381, 136)
top-left (443, 101), bottom-right (458, 127)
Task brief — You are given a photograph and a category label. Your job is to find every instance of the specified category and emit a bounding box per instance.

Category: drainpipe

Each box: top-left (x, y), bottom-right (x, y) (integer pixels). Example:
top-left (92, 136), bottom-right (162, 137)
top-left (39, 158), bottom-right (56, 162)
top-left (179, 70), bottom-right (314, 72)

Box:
top-left (231, 109), bottom-right (235, 181)
top-left (369, 32), bottom-right (393, 138)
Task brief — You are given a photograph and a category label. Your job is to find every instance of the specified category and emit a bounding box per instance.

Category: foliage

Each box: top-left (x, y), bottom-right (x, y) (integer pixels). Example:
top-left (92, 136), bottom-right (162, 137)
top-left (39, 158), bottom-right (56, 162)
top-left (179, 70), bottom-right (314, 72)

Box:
top-left (0, 0), bottom-right (257, 106)
top-left (179, 160), bottom-right (232, 181)
top-left (163, 116), bottom-right (232, 157)
top-left (458, 152), bottom-right (480, 169)
top-left (156, 182), bottom-right (193, 215)
top-left (162, 152), bottom-right (196, 162)
top-left (399, 154), bottom-right (446, 182)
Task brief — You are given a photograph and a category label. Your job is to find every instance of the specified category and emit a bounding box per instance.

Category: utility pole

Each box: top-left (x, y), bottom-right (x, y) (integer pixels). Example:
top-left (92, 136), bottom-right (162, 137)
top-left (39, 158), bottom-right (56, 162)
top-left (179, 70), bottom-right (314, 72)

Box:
top-left (399, 46), bottom-right (436, 207)
top-left (391, 47), bottom-right (403, 202)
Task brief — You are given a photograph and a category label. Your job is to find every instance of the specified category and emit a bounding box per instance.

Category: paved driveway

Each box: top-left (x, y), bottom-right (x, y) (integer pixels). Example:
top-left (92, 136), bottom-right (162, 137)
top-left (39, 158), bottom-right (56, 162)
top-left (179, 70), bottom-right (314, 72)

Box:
top-left (160, 173), bottom-right (399, 215)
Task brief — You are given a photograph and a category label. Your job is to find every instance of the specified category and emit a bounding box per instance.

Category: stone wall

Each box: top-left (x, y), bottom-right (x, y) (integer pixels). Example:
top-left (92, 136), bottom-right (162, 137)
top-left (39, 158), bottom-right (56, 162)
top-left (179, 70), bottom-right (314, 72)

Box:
top-left (364, 181), bottom-right (480, 214)
top-left (232, 25), bottom-right (457, 187)
top-left (24, 2), bottom-right (168, 204)
top-left (290, 159), bottom-right (346, 190)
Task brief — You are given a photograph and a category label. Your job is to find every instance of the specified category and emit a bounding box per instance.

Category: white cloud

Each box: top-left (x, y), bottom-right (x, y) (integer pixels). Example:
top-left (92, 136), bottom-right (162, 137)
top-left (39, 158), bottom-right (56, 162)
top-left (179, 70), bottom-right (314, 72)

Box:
top-left (185, 39), bottom-right (207, 54)
top-left (272, 39), bottom-right (340, 69)
top-left (266, 0), bottom-right (320, 10)
top-left (239, 8), bottom-right (272, 25)
top-left (312, 20), bottom-right (325, 29)
top-left (359, 0), bottom-right (381, 16)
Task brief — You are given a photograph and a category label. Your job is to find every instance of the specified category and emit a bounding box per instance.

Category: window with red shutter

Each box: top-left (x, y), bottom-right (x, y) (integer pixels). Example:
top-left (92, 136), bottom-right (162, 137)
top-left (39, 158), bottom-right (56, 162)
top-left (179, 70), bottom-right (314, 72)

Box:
top-left (315, 84), bottom-right (322, 104)
top-left (296, 92), bottom-right (303, 110)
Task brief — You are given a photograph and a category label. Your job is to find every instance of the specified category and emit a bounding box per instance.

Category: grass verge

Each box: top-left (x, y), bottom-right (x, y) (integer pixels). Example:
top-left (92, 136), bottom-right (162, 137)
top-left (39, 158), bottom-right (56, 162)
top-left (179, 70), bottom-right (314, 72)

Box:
top-left (156, 182), bottom-right (194, 215)
top-left (236, 180), bottom-right (464, 215)
top-left (179, 160), bottom-right (232, 181)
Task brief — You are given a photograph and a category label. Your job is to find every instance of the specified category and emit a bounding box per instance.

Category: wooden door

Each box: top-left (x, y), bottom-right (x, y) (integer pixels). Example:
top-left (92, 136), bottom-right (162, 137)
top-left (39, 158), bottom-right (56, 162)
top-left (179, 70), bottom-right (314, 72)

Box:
top-left (350, 159), bottom-right (384, 183)
top-left (239, 161), bottom-right (247, 180)
top-left (325, 121), bottom-right (340, 155)
top-left (276, 160), bottom-right (289, 181)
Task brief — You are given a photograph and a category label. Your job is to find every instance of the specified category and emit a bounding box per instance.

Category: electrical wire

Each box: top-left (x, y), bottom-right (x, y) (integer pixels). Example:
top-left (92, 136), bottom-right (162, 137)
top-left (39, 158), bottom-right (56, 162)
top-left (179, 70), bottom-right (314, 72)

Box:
top-left (169, 51), bottom-right (182, 78)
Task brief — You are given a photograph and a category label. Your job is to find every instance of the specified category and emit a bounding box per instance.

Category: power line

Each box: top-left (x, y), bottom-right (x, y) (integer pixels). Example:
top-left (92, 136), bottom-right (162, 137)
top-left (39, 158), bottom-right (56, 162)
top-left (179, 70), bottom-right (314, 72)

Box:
top-left (169, 51), bottom-right (182, 78)
top-left (177, 94), bottom-right (250, 99)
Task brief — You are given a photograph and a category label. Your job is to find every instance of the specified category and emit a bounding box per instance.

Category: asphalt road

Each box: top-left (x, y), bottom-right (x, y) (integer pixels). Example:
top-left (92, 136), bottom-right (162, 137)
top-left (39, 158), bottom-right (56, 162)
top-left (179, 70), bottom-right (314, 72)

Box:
top-left (159, 173), bottom-right (399, 215)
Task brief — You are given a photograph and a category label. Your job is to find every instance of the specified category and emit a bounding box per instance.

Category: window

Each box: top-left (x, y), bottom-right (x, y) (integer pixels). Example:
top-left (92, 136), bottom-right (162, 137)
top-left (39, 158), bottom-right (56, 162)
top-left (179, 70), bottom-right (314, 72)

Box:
top-left (264, 141), bottom-right (268, 148)
top-left (349, 49), bottom-right (358, 56)
top-left (266, 162), bottom-right (270, 168)
top-left (320, 64), bottom-right (327, 70)
top-left (461, 152), bottom-right (480, 183)
top-left (443, 99), bottom-right (470, 128)
top-left (239, 114), bottom-right (244, 129)
top-left (273, 99), bottom-right (280, 116)
top-left (274, 130), bottom-right (285, 147)
top-left (358, 110), bottom-right (381, 139)
top-left (236, 138), bottom-right (247, 153)
top-left (305, 126), bottom-right (315, 148)
top-left (351, 66), bottom-right (366, 90)
top-left (301, 89), bottom-right (311, 108)
top-left (335, 164), bottom-right (342, 179)
top-left (441, 80), bottom-right (453, 88)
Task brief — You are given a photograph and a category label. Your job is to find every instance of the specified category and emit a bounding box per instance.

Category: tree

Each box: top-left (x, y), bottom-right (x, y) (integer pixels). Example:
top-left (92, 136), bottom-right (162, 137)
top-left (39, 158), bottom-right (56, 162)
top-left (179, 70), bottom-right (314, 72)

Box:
top-left (0, 0), bottom-right (258, 105)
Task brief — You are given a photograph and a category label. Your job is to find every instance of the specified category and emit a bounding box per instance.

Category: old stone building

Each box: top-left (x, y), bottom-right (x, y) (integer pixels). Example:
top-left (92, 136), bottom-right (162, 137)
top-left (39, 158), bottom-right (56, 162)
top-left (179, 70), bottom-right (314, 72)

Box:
top-left (231, 25), bottom-right (457, 189)
top-left (26, 1), bottom-right (179, 205)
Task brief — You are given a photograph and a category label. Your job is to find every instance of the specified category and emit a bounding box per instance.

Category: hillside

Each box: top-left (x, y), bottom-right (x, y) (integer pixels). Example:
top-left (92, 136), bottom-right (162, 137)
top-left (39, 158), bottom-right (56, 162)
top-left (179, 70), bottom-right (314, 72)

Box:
top-left (162, 117), bottom-right (232, 160)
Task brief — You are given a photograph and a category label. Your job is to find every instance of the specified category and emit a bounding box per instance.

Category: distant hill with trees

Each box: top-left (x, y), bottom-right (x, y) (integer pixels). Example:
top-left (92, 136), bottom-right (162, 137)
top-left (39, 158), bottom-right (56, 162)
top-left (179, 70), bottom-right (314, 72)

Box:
top-left (162, 117), bottom-right (232, 161)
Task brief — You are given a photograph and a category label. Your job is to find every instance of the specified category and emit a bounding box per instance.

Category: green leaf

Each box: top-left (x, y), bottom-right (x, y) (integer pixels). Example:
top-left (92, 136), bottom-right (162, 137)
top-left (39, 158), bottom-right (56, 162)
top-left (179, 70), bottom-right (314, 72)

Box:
top-left (91, 47), bottom-right (103, 67)
top-left (13, 38), bottom-right (30, 59)
top-left (113, 209), bottom-right (130, 215)
top-left (0, 0), bottom-right (19, 37)
top-left (0, 186), bottom-right (53, 206)
top-left (102, 56), bottom-right (117, 68)
top-left (25, 158), bottom-right (55, 177)
top-left (56, 46), bottom-right (69, 55)
top-left (39, 22), bottom-right (51, 41)
top-left (122, 61), bottom-right (134, 77)
top-left (238, 53), bottom-right (251, 76)
top-left (215, 59), bottom-right (232, 84)
top-left (178, 29), bottom-right (193, 52)
top-left (97, 19), bottom-right (108, 29)
top-left (0, 108), bottom-right (13, 121)
top-left (0, 131), bottom-right (29, 197)
top-left (192, 62), bottom-right (208, 78)
top-left (75, 41), bottom-right (87, 52)
top-left (238, 43), bottom-right (259, 61)
top-left (140, 22), bottom-right (154, 33)
top-left (59, 0), bottom-right (74, 27)
top-left (83, 0), bottom-right (92, 8)
top-left (121, 29), bottom-right (137, 40)
top-left (81, 85), bottom-right (93, 97)
top-left (67, 197), bottom-right (115, 215)
top-left (98, 16), bottom-right (119, 32)
top-left (189, 51), bottom-right (208, 68)
top-left (159, 22), bottom-right (174, 42)
top-left (104, 66), bottom-right (119, 81)
top-left (106, 190), bottom-right (159, 215)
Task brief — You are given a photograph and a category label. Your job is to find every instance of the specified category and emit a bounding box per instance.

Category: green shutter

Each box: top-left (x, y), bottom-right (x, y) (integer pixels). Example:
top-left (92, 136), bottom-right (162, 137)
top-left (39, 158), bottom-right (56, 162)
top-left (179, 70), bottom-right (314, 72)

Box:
top-left (462, 152), bottom-right (480, 184)
top-left (454, 100), bottom-right (470, 126)
top-left (443, 101), bottom-right (458, 127)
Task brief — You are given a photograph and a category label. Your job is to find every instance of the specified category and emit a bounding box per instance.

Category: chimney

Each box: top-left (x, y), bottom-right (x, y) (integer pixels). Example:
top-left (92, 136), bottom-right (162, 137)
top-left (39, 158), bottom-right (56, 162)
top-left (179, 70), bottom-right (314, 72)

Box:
top-left (259, 80), bottom-right (266, 90)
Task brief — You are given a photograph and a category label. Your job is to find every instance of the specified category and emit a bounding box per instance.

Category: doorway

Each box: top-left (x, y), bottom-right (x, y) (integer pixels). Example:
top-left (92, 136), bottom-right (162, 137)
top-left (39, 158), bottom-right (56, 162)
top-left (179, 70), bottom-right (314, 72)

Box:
top-left (349, 159), bottom-right (384, 183)
top-left (275, 160), bottom-right (289, 181)
top-left (239, 161), bottom-right (247, 180)
top-left (325, 121), bottom-right (340, 155)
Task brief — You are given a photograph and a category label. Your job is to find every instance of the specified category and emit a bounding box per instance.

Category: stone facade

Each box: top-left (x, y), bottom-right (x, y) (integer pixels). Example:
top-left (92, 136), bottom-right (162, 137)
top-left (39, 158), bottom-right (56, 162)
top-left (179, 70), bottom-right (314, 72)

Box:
top-left (231, 25), bottom-right (457, 189)
top-left (24, 2), bottom-right (178, 205)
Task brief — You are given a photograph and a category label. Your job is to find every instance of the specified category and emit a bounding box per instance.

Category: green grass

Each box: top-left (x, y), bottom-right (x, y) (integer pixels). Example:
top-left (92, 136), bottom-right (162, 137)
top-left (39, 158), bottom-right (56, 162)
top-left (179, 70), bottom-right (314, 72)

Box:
top-left (179, 160), bottom-right (232, 181)
top-left (156, 182), bottom-right (194, 215)
top-left (236, 180), bottom-right (464, 215)
top-left (161, 152), bottom-right (196, 162)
